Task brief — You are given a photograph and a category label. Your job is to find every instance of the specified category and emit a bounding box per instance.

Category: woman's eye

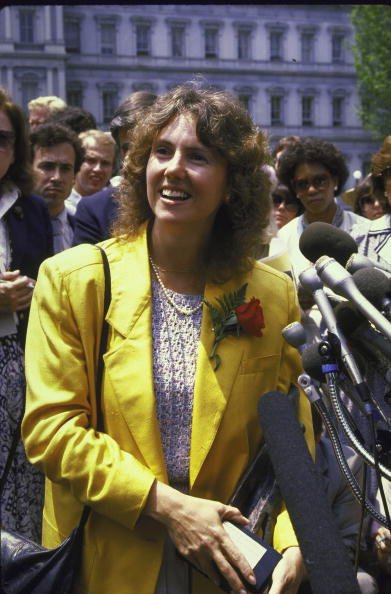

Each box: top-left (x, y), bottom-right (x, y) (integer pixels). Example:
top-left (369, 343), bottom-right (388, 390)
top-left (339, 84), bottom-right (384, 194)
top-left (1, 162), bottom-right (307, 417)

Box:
top-left (155, 145), bottom-right (170, 156)
top-left (190, 152), bottom-right (207, 162)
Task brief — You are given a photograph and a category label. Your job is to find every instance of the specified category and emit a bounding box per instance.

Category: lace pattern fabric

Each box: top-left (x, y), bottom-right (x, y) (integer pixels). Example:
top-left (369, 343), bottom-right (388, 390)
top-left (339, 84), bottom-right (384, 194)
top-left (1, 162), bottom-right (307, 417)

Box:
top-left (0, 334), bottom-right (44, 542)
top-left (151, 278), bottom-right (202, 491)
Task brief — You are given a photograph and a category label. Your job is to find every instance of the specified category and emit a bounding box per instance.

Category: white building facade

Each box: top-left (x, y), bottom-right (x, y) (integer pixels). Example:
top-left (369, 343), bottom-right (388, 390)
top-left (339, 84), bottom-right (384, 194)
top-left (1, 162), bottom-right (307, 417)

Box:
top-left (0, 4), bottom-right (379, 186)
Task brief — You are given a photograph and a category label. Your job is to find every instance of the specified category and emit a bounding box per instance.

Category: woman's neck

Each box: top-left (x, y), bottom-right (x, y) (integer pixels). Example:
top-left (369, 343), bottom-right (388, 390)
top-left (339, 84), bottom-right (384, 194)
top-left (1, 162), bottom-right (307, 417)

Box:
top-left (148, 222), bottom-right (208, 294)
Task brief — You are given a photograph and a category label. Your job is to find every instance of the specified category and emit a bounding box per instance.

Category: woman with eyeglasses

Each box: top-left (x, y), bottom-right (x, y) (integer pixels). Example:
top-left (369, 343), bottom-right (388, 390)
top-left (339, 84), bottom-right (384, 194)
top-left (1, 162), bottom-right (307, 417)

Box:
top-left (0, 87), bottom-right (53, 542)
top-left (351, 136), bottom-right (391, 269)
top-left (353, 175), bottom-right (386, 221)
top-left (272, 137), bottom-right (366, 294)
top-left (272, 184), bottom-right (304, 230)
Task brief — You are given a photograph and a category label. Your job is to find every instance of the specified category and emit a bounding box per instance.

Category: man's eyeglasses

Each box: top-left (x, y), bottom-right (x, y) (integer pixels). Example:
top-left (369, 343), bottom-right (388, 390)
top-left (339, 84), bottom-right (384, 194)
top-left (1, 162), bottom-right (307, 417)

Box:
top-left (0, 130), bottom-right (15, 152)
top-left (272, 194), bottom-right (300, 212)
top-left (292, 174), bottom-right (330, 194)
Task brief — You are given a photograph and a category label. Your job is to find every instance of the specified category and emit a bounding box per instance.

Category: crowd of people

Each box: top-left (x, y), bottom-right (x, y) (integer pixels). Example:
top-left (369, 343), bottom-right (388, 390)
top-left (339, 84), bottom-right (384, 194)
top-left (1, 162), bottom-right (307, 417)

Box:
top-left (0, 83), bottom-right (390, 594)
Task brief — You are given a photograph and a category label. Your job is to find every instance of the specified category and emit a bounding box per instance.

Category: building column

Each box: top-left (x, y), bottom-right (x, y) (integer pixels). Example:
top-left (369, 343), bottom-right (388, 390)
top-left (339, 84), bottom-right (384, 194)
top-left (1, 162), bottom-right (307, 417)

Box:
top-left (46, 68), bottom-right (53, 94)
top-left (44, 6), bottom-right (52, 41)
top-left (4, 7), bottom-right (13, 41)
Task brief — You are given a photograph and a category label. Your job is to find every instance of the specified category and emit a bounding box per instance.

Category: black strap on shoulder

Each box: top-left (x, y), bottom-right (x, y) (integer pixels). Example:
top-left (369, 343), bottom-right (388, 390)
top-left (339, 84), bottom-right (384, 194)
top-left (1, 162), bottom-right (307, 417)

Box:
top-left (95, 245), bottom-right (111, 433)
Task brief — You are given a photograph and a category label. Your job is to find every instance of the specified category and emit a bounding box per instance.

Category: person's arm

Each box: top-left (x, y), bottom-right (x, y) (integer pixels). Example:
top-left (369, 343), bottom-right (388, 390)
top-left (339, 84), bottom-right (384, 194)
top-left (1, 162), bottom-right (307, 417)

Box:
top-left (22, 252), bottom-right (156, 530)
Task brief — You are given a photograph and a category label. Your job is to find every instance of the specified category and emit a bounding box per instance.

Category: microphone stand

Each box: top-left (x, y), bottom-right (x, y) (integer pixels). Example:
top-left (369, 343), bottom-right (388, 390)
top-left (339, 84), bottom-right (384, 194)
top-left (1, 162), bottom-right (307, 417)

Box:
top-left (317, 338), bottom-right (391, 528)
top-left (298, 370), bottom-right (391, 529)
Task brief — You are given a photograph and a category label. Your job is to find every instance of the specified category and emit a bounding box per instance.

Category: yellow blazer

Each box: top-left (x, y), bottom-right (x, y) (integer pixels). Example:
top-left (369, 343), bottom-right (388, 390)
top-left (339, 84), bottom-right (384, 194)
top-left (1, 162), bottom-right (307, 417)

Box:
top-left (23, 226), bottom-right (314, 594)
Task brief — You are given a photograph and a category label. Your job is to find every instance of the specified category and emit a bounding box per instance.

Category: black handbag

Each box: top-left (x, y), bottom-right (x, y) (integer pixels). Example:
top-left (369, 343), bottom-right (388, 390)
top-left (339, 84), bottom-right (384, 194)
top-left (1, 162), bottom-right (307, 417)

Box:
top-left (0, 246), bottom-right (111, 594)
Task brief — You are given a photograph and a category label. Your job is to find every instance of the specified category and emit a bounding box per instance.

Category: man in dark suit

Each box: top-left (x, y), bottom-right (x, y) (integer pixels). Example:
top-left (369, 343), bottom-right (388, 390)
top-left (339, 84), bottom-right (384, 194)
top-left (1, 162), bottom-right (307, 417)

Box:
top-left (30, 122), bottom-right (84, 253)
top-left (73, 91), bottom-right (156, 245)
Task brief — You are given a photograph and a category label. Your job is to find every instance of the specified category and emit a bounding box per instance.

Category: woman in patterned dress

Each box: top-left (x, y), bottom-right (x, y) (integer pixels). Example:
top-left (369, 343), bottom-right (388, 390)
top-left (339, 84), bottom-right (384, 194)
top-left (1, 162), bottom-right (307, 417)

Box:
top-left (23, 83), bottom-right (314, 594)
top-left (0, 87), bottom-right (53, 541)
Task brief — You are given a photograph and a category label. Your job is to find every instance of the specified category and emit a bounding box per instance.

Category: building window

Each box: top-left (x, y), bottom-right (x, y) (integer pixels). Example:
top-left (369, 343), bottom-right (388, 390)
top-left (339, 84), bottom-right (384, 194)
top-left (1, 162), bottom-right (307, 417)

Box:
top-left (331, 33), bottom-right (345, 63)
top-left (65, 20), bottom-right (81, 53)
top-left (102, 90), bottom-right (118, 124)
top-left (204, 27), bottom-right (218, 58)
top-left (171, 24), bottom-right (185, 57)
top-left (20, 79), bottom-right (39, 110)
top-left (238, 94), bottom-right (251, 112)
top-left (302, 96), bottom-right (314, 126)
top-left (301, 32), bottom-right (314, 63)
top-left (271, 96), bottom-right (283, 126)
top-left (67, 87), bottom-right (83, 107)
top-left (238, 29), bottom-right (251, 60)
top-left (101, 23), bottom-right (116, 55)
top-left (136, 22), bottom-right (151, 56)
top-left (332, 96), bottom-right (344, 127)
top-left (19, 10), bottom-right (34, 44)
top-left (270, 31), bottom-right (283, 61)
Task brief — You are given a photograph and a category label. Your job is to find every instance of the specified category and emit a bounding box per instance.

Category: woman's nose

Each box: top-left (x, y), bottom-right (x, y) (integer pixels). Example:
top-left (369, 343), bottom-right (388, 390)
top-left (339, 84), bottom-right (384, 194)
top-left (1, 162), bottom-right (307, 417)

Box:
top-left (165, 151), bottom-right (186, 177)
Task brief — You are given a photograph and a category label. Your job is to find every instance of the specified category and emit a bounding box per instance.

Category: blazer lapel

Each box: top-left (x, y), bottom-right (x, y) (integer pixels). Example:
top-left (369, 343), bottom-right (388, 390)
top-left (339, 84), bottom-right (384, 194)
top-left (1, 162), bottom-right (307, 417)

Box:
top-left (103, 231), bottom-right (167, 482)
top-left (190, 280), bottom-right (246, 488)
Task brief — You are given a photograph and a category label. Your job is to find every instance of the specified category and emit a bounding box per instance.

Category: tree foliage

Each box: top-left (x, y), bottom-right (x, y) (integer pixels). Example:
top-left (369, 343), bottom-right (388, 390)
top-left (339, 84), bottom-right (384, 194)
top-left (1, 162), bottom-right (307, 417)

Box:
top-left (351, 5), bottom-right (391, 141)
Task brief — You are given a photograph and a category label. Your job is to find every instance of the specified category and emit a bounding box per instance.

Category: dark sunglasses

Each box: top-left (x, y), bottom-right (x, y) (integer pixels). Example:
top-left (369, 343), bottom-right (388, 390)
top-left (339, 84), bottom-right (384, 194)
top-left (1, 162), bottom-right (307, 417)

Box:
top-left (359, 195), bottom-right (380, 207)
top-left (292, 174), bottom-right (330, 194)
top-left (0, 130), bottom-right (15, 151)
top-left (272, 194), bottom-right (300, 212)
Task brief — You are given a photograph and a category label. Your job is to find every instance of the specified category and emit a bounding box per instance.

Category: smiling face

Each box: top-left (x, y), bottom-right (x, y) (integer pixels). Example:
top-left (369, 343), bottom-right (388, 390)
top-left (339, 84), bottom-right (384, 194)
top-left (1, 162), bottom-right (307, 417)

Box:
top-left (146, 113), bottom-right (229, 236)
top-left (74, 138), bottom-right (115, 196)
top-left (292, 161), bottom-right (337, 224)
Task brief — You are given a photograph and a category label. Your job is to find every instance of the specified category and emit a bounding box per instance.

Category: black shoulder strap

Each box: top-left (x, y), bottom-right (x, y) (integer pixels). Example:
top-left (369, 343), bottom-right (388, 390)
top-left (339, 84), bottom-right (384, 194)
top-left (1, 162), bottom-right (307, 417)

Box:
top-left (95, 245), bottom-right (111, 432)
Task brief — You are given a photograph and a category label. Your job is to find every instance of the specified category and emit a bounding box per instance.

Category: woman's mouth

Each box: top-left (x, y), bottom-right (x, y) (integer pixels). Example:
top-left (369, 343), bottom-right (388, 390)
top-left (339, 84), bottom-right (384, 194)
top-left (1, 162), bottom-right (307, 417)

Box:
top-left (160, 189), bottom-right (191, 201)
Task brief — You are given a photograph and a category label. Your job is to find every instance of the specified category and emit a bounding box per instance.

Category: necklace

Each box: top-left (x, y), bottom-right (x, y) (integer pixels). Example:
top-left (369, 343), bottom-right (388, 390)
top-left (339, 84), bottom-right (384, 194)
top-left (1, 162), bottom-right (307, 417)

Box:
top-left (149, 256), bottom-right (204, 316)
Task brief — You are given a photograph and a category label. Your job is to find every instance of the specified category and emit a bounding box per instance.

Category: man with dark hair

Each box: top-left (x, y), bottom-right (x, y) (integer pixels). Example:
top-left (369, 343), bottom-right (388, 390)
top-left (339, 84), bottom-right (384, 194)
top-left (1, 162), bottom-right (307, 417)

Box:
top-left (46, 105), bottom-right (97, 134)
top-left (30, 123), bottom-right (84, 253)
top-left (73, 91), bottom-right (156, 245)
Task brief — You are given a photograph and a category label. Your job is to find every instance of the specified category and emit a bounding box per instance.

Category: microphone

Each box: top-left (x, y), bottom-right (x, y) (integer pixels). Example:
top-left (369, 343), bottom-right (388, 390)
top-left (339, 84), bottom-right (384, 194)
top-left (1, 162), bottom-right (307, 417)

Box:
top-left (299, 267), bottom-right (364, 386)
top-left (346, 253), bottom-right (391, 276)
top-left (335, 303), bottom-right (391, 363)
top-left (258, 391), bottom-right (361, 594)
top-left (315, 256), bottom-right (391, 341)
top-left (299, 222), bottom-right (357, 266)
top-left (282, 321), bottom-right (308, 353)
top-left (352, 268), bottom-right (391, 312)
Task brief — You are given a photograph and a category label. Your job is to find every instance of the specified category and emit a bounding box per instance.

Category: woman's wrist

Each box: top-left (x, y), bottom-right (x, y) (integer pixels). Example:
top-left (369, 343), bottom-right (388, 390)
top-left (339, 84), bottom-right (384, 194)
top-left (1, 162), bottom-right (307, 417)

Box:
top-left (143, 480), bottom-right (184, 526)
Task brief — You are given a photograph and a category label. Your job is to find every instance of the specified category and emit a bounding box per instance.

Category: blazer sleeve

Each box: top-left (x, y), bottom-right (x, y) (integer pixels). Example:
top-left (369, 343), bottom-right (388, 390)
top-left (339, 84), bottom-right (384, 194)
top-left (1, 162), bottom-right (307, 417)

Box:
top-left (22, 251), bottom-right (156, 530)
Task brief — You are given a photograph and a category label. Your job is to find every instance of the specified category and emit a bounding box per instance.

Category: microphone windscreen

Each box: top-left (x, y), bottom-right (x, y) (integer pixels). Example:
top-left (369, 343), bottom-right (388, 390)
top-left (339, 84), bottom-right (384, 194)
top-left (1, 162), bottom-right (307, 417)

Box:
top-left (352, 268), bottom-right (391, 310)
top-left (299, 222), bottom-right (357, 265)
top-left (258, 391), bottom-right (361, 594)
top-left (335, 303), bottom-right (366, 336)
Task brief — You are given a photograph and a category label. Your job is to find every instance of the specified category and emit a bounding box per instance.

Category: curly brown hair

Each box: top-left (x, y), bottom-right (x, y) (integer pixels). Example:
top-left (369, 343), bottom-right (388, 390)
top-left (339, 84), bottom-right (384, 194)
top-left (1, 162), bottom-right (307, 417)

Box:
top-left (277, 137), bottom-right (349, 197)
top-left (0, 87), bottom-right (34, 194)
top-left (113, 83), bottom-right (272, 283)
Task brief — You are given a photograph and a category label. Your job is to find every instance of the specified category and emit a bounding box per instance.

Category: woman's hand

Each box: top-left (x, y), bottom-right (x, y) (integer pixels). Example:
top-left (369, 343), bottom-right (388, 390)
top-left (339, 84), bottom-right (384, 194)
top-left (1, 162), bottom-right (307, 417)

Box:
top-left (0, 270), bottom-right (35, 313)
top-left (144, 481), bottom-right (256, 593)
top-left (374, 527), bottom-right (391, 574)
top-left (265, 546), bottom-right (305, 594)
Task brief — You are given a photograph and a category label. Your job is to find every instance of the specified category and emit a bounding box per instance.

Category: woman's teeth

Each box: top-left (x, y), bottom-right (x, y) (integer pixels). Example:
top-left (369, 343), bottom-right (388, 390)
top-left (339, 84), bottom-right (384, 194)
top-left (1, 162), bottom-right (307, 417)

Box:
top-left (161, 189), bottom-right (190, 201)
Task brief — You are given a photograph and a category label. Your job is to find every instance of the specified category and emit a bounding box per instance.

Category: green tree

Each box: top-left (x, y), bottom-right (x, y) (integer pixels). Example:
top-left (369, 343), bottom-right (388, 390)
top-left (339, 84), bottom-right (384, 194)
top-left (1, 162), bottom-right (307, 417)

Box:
top-left (350, 4), bottom-right (391, 141)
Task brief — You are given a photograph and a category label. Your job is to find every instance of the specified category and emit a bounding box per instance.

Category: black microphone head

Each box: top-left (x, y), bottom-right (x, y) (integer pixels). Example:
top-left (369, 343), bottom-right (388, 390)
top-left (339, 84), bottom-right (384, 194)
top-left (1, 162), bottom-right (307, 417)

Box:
top-left (257, 390), bottom-right (361, 594)
top-left (334, 303), bottom-right (366, 336)
top-left (352, 268), bottom-right (391, 310)
top-left (299, 222), bottom-right (357, 265)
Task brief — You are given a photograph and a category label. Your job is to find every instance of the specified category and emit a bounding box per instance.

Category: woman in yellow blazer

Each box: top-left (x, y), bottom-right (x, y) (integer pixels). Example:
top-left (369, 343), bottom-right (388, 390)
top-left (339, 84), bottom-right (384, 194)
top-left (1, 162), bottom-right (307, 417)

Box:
top-left (23, 84), bottom-right (314, 594)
